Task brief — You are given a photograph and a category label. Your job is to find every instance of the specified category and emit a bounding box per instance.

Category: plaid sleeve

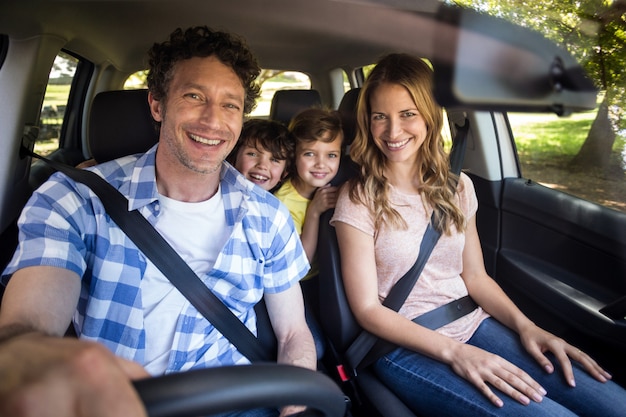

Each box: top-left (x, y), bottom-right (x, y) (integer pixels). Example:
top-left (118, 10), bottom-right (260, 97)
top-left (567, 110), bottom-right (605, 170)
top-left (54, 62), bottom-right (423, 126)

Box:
top-left (2, 173), bottom-right (96, 283)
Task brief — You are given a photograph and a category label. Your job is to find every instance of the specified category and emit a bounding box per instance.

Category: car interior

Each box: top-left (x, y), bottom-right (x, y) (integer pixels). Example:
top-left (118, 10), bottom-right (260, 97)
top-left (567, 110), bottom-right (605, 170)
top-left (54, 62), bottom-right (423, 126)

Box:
top-left (1, 0), bottom-right (625, 416)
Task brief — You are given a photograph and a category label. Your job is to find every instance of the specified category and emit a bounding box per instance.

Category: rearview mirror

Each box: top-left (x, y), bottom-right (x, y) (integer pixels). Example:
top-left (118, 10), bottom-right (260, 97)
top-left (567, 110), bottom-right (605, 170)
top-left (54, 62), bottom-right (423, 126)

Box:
top-left (432, 5), bottom-right (598, 115)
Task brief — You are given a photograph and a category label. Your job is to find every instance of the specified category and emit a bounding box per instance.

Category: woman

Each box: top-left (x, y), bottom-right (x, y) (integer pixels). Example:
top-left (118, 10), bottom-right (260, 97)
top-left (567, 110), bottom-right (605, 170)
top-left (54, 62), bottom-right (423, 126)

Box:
top-left (330, 53), bottom-right (625, 416)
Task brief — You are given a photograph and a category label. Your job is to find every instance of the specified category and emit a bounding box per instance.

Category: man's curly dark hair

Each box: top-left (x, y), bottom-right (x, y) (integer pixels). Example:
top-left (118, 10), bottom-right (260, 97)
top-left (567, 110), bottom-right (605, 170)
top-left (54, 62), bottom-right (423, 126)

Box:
top-left (147, 26), bottom-right (261, 115)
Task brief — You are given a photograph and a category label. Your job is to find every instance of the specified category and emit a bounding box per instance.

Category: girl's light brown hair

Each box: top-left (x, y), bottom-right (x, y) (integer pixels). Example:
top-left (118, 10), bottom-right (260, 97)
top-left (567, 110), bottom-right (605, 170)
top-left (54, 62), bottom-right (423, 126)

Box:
top-left (288, 108), bottom-right (344, 183)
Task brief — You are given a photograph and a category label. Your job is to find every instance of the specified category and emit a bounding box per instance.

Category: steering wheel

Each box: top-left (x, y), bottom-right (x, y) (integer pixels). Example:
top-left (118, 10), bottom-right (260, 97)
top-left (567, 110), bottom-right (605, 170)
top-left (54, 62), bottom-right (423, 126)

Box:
top-left (134, 363), bottom-right (347, 417)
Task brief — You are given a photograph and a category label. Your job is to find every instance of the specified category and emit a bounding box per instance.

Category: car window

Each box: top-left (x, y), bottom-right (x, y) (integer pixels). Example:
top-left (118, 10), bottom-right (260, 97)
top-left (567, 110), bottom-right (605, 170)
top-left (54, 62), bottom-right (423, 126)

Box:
top-left (509, 107), bottom-right (626, 213)
top-left (36, 52), bottom-right (78, 156)
top-left (452, 0), bottom-right (626, 215)
top-left (123, 69), bottom-right (312, 118)
top-left (124, 70), bottom-right (149, 89)
top-left (251, 70), bottom-right (311, 117)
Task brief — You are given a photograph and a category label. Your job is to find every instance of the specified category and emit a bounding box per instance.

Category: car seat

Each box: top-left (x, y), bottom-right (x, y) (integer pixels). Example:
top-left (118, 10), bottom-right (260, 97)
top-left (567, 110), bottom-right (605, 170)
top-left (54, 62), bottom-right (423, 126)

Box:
top-left (336, 88), bottom-right (360, 149)
top-left (269, 89), bottom-right (322, 125)
top-left (88, 89), bottom-right (159, 163)
top-left (316, 88), bottom-right (417, 417)
top-left (1, 89), bottom-right (161, 299)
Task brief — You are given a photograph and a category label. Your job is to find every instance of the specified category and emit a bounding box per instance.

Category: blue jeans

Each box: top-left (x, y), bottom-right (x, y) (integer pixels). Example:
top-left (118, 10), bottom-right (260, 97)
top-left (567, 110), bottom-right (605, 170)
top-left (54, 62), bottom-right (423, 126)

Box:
top-left (373, 318), bottom-right (626, 417)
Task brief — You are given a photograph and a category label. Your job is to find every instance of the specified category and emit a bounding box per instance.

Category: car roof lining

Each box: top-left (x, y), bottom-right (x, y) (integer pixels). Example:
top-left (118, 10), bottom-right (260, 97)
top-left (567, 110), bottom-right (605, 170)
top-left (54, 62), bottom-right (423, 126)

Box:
top-left (0, 0), bottom-right (442, 74)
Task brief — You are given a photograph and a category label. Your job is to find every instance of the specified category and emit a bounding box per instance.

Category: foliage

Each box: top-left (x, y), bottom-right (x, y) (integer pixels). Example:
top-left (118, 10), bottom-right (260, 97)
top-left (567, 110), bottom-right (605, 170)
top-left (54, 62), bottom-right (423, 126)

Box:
top-left (451, 0), bottom-right (626, 130)
top-left (450, 0), bottom-right (626, 171)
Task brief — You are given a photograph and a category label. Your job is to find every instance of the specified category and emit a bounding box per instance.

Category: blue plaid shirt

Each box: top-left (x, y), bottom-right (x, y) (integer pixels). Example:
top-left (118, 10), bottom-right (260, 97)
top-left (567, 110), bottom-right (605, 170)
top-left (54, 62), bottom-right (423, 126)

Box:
top-left (2, 145), bottom-right (309, 373)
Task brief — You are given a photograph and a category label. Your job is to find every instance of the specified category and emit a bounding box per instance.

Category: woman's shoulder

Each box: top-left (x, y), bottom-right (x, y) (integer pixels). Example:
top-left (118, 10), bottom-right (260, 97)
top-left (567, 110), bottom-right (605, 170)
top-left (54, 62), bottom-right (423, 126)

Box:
top-left (336, 179), bottom-right (368, 206)
top-left (333, 181), bottom-right (373, 223)
top-left (457, 172), bottom-right (478, 215)
top-left (457, 172), bottom-right (476, 194)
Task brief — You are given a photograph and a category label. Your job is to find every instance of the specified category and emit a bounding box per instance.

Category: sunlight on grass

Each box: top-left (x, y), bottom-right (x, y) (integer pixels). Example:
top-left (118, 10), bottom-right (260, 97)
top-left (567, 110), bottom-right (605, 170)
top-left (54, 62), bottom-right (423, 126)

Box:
top-left (509, 111), bottom-right (626, 213)
top-left (509, 111), bottom-right (596, 160)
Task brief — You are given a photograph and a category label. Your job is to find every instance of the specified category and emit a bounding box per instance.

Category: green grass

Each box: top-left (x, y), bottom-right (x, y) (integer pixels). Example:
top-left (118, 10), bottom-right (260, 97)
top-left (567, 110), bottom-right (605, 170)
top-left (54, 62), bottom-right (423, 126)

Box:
top-left (510, 111), bottom-right (626, 168)
top-left (43, 84), bottom-right (71, 106)
top-left (510, 111), bottom-right (594, 160)
top-left (509, 111), bottom-right (626, 212)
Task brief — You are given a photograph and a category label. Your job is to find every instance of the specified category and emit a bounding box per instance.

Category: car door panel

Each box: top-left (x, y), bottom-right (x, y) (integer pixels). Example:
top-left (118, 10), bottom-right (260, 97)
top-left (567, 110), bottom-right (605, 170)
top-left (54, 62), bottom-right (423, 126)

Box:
top-left (488, 176), bottom-right (626, 381)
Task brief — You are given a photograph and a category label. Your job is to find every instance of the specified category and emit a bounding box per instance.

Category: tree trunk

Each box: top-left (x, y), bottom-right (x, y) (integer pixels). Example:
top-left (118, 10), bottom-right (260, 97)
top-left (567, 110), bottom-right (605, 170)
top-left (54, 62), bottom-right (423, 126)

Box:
top-left (570, 95), bottom-right (616, 170)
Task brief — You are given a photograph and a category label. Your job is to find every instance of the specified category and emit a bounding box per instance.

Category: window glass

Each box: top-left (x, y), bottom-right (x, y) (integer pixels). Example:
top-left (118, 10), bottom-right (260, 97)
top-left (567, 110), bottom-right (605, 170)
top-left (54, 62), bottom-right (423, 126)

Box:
top-left (123, 69), bottom-right (311, 118)
top-left (342, 71), bottom-right (350, 92)
top-left (36, 52), bottom-right (78, 156)
top-left (124, 70), bottom-right (148, 89)
top-left (251, 70), bottom-right (311, 117)
top-left (509, 103), bottom-right (626, 213)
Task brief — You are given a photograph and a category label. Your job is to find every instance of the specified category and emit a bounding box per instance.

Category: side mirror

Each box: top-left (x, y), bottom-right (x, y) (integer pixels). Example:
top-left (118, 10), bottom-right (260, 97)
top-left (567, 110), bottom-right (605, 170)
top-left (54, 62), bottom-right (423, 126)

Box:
top-left (432, 5), bottom-right (598, 115)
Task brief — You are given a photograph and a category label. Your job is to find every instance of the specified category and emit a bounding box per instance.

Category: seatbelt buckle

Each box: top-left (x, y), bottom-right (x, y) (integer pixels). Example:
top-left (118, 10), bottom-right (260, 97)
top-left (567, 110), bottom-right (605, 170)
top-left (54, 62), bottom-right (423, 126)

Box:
top-left (336, 364), bottom-right (350, 382)
top-left (336, 364), bottom-right (357, 382)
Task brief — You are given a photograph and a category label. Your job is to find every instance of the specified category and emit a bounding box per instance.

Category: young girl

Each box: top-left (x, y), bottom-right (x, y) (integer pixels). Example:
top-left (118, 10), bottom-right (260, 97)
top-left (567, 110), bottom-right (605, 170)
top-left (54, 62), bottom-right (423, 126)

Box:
top-left (228, 118), bottom-right (293, 192)
top-left (275, 108), bottom-right (343, 280)
top-left (331, 53), bottom-right (626, 417)
top-left (274, 108), bottom-right (343, 359)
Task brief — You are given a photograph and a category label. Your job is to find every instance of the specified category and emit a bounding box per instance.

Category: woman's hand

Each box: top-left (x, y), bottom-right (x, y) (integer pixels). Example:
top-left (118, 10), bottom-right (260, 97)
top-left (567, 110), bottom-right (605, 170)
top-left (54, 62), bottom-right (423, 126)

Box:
top-left (447, 342), bottom-right (547, 408)
top-left (518, 323), bottom-right (612, 387)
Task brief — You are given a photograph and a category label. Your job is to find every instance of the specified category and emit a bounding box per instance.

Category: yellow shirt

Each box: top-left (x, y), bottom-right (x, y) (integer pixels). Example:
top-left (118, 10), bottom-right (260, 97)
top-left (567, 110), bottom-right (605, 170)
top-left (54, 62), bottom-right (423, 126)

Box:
top-left (274, 179), bottom-right (317, 280)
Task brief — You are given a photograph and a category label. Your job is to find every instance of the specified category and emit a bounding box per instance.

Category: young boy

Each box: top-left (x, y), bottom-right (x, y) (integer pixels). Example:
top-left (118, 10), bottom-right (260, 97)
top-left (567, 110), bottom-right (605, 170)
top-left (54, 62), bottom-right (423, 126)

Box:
top-left (228, 118), bottom-right (294, 192)
top-left (274, 108), bottom-right (343, 281)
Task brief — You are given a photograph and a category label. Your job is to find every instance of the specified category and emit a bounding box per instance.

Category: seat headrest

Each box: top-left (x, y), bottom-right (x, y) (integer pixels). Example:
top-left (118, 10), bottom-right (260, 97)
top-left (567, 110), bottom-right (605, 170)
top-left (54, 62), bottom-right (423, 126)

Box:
top-left (338, 88), bottom-right (361, 146)
top-left (269, 89), bottom-right (322, 125)
top-left (89, 89), bottom-right (159, 163)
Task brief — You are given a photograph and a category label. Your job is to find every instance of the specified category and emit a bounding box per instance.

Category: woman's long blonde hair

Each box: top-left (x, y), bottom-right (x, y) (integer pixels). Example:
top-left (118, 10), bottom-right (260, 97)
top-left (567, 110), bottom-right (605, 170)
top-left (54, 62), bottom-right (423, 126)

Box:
top-left (347, 53), bottom-right (465, 235)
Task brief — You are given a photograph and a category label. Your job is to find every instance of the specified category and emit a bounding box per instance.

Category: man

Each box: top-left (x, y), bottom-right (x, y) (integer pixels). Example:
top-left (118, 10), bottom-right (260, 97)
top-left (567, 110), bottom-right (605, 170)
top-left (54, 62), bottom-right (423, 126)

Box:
top-left (0, 26), bottom-right (315, 417)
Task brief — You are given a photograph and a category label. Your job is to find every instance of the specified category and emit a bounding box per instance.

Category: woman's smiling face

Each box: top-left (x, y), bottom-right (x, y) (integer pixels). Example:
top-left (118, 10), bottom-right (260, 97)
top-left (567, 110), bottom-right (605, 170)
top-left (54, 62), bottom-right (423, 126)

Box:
top-left (369, 82), bottom-right (427, 166)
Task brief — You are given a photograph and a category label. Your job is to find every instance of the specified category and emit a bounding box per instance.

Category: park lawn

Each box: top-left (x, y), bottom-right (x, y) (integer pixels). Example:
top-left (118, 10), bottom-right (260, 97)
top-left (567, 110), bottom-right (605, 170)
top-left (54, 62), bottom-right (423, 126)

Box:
top-left (44, 84), bottom-right (71, 106)
top-left (509, 111), bottom-right (595, 161)
top-left (509, 111), bottom-right (626, 212)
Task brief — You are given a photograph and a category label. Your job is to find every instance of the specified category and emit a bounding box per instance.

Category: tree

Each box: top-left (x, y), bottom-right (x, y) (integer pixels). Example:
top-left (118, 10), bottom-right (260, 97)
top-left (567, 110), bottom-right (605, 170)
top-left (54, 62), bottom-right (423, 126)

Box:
top-left (452, 0), bottom-right (626, 172)
top-left (257, 70), bottom-right (286, 86)
top-left (126, 69), bottom-right (285, 91)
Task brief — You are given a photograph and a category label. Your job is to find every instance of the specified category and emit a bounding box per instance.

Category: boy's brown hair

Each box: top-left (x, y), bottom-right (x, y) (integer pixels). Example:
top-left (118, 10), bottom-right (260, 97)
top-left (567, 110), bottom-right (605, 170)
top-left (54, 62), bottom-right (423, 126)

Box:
top-left (228, 118), bottom-right (295, 176)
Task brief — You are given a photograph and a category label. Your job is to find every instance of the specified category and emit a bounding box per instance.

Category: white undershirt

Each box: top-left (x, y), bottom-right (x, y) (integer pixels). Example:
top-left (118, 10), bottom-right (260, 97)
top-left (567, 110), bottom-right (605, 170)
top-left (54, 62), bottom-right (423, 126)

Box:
top-left (141, 186), bottom-right (228, 375)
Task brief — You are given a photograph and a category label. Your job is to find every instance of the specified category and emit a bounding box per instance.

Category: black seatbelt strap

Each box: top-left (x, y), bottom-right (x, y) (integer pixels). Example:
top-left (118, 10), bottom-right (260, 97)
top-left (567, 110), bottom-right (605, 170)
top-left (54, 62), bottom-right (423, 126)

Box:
top-left (345, 119), bottom-right (473, 373)
top-left (25, 148), bottom-right (272, 363)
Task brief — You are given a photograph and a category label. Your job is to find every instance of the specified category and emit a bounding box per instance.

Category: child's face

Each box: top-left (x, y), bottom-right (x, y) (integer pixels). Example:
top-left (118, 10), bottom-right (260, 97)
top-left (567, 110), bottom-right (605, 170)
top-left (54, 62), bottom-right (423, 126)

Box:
top-left (294, 133), bottom-right (342, 192)
top-left (234, 144), bottom-right (287, 191)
